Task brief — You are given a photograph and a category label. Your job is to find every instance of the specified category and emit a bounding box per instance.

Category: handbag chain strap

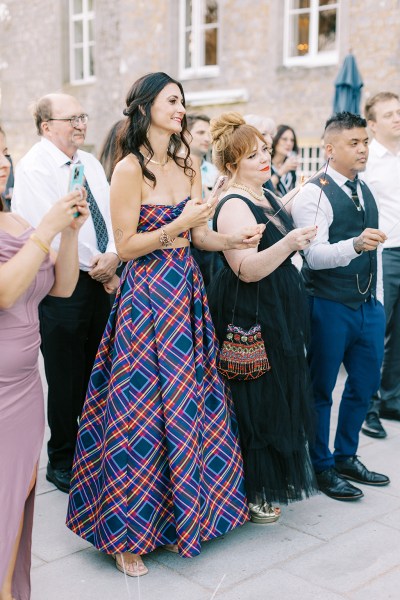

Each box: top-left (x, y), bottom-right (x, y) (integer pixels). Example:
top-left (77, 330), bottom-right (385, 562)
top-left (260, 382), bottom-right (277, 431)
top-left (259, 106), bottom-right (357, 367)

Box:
top-left (231, 263), bottom-right (260, 326)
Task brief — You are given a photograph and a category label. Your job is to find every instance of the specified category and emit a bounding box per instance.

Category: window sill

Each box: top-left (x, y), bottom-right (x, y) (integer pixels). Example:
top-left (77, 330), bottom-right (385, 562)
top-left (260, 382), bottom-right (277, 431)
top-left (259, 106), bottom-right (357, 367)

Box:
top-left (185, 88), bottom-right (249, 107)
top-left (180, 66), bottom-right (220, 80)
top-left (69, 77), bottom-right (97, 86)
top-left (283, 52), bottom-right (339, 69)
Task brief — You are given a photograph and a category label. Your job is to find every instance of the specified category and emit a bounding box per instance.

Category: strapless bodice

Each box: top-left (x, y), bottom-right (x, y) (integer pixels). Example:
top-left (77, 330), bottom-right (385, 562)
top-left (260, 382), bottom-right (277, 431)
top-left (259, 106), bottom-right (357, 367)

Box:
top-left (137, 198), bottom-right (190, 239)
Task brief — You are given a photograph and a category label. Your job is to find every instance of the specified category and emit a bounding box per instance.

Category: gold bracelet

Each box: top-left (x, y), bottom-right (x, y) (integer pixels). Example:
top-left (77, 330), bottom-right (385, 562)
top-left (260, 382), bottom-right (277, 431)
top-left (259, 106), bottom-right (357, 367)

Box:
top-left (29, 233), bottom-right (50, 254)
top-left (159, 227), bottom-right (176, 248)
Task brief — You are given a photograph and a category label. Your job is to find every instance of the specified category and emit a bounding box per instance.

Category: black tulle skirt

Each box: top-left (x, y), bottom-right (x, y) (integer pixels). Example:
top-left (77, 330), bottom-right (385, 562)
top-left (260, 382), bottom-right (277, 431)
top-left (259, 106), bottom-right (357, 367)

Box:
top-left (208, 259), bottom-right (317, 505)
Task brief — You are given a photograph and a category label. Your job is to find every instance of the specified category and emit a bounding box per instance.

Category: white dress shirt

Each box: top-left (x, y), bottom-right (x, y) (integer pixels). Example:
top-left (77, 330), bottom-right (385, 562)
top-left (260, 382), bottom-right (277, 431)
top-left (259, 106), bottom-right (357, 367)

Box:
top-left (360, 138), bottom-right (400, 248)
top-left (201, 159), bottom-right (218, 189)
top-left (292, 164), bottom-right (383, 301)
top-left (12, 137), bottom-right (116, 271)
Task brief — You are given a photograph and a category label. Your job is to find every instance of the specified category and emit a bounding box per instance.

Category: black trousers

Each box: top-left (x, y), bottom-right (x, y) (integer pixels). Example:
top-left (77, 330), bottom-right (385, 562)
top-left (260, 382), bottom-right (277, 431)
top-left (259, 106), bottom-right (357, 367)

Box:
top-left (369, 248), bottom-right (400, 415)
top-left (39, 271), bottom-right (111, 469)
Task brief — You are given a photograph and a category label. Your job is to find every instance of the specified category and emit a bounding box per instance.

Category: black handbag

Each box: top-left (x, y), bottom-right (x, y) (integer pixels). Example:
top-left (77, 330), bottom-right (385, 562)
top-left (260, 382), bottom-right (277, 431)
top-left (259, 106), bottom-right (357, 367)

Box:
top-left (217, 268), bottom-right (271, 380)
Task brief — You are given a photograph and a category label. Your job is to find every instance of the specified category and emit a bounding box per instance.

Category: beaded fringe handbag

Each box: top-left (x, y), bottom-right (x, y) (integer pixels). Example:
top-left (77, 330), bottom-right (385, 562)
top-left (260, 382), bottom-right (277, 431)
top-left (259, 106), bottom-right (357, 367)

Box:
top-left (217, 269), bottom-right (271, 381)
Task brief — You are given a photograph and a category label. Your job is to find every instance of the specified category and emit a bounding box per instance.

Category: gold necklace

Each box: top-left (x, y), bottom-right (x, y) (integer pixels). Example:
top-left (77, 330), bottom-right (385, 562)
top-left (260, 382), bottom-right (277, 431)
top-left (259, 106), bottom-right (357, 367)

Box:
top-left (143, 154), bottom-right (169, 167)
top-left (231, 182), bottom-right (265, 202)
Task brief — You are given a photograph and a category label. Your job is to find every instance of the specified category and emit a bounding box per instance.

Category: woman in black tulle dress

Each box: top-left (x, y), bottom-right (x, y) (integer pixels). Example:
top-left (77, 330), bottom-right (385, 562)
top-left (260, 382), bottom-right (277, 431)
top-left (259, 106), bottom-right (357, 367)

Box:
top-left (207, 113), bottom-right (318, 524)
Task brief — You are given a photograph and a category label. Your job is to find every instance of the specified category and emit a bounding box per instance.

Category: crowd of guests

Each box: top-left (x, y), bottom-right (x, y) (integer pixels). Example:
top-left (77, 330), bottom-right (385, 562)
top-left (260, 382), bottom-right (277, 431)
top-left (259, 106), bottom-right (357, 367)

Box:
top-left (1, 73), bottom-right (399, 599)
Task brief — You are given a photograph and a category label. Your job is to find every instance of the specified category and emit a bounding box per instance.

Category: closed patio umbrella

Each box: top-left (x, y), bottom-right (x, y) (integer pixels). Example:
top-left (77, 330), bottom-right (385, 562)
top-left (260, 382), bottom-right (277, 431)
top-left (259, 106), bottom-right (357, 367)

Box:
top-left (333, 53), bottom-right (364, 115)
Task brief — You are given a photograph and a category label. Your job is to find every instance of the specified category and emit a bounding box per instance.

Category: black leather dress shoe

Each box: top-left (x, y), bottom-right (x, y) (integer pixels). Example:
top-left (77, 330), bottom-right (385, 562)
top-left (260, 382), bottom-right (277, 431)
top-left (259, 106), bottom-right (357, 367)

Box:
top-left (316, 468), bottom-right (364, 501)
top-left (335, 456), bottom-right (390, 486)
top-left (361, 413), bottom-right (387, 439)
top-left (380, 407), bottom-right (400, 421)
top-left (46, 463), bottom-right (71, 493)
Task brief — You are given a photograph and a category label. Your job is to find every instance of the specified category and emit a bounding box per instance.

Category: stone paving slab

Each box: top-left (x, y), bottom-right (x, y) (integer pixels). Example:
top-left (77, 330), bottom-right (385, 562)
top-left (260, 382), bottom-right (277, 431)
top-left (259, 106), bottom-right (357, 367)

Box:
top-left (32, 490), bottom-right (90, 562)
top-left (378, 507), bottom-right (400, 531)
top-left (31, 359), bottom-right (400, 599)
top-left (349, 566), bottom-right (400, 600)
top-left (217, 568), bottom-right (347, 600)
top-left (283, 485), bottom-right (400, 542)
top-left (31, 546), bottom-right (208, 600)
top-left (148, 519), bottom-right (323, 591)
top-left (284, 520), bottom-right (400, 595)
top-left (35, 465), bottom-right (57, 495)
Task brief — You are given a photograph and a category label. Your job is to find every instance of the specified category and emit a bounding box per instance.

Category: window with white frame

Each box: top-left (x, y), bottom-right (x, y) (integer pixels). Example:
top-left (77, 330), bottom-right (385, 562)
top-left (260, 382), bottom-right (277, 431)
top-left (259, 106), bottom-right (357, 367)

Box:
top-left (69, 0), bottom-right (95, 83)
top-left (283, 0), bottom-right (339, 68)
top-left (179, 0), bottom-right (219, 79)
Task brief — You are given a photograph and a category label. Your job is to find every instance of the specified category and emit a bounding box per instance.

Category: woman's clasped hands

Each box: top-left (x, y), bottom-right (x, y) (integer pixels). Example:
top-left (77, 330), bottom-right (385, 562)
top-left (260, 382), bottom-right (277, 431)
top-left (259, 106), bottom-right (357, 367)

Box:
top-left (227, 224), bottom-right (266, 249)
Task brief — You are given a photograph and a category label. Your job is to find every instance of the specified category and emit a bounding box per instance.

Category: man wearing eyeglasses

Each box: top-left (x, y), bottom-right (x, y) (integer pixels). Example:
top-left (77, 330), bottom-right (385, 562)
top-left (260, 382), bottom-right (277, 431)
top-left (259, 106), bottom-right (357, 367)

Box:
top-left (12, 93), bottom-right (119, 493)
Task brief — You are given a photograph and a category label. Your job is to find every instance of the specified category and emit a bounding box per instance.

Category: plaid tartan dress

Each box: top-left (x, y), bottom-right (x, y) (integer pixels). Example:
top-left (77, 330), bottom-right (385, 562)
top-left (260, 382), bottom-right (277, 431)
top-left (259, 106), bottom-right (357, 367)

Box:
top-left (66, 199), bottom-right (249, 557)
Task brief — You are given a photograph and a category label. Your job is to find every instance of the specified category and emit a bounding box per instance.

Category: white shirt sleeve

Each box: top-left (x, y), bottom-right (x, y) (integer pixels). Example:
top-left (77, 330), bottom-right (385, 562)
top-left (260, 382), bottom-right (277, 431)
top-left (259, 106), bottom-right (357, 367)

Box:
top-left (12, 160), bottom-right (63, 228)
top-left (291, 182), bottom-right (361, 270)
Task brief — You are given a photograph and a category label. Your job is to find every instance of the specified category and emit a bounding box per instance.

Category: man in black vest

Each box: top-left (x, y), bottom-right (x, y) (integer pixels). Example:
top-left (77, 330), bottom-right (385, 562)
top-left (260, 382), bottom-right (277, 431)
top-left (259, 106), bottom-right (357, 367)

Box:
top-left (292, 112), bottom-right (390, 501)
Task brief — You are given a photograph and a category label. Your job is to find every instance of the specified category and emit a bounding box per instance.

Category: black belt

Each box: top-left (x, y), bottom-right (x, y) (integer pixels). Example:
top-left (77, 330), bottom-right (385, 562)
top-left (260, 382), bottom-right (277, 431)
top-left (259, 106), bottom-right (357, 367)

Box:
top-left (383, 247), bottom-right (400, 252)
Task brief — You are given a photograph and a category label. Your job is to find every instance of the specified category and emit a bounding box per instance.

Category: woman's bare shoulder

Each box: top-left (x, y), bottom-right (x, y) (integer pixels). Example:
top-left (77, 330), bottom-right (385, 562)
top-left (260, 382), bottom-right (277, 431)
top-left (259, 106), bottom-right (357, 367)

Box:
top-left (113, 154), bottom-right (141, 178)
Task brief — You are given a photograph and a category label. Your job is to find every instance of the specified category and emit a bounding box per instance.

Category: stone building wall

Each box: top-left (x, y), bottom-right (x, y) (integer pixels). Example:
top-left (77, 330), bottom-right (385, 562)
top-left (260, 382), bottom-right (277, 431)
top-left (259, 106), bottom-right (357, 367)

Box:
top-left (0, 0), bottom-right (399, 161)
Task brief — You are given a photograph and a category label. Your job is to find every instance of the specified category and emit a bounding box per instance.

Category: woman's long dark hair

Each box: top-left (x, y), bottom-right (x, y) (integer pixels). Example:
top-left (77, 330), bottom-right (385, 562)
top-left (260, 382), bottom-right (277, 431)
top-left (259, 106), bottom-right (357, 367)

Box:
top-left (115, 72), bottom-right (194, 186)
top-left (99, 119), bottom-right (126, 183)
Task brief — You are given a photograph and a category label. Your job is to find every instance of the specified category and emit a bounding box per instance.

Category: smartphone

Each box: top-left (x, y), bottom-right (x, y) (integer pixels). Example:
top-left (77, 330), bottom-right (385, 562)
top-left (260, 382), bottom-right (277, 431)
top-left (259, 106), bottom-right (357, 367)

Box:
top-left (68, 164), bottom-right (85, 217)
top-left (208, 175), bottom-right (227, 201)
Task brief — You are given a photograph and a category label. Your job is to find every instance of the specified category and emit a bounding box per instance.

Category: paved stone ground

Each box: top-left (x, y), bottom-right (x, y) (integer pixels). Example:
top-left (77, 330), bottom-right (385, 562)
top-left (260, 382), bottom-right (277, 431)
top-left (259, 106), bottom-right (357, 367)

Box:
top-left (32, 358), bottom-right (400, 600)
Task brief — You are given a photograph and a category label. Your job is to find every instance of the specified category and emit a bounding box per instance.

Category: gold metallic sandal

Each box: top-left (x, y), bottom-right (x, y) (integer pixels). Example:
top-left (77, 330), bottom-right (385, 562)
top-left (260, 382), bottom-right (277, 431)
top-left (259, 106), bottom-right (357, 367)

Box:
top-left (249, 502), bottom-right (281, 524)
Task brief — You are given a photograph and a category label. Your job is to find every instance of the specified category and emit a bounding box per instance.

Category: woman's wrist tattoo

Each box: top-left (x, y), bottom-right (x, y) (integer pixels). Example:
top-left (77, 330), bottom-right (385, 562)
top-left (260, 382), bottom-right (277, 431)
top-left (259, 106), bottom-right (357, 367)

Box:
top-left (199, 229), bottom-right (210, 246)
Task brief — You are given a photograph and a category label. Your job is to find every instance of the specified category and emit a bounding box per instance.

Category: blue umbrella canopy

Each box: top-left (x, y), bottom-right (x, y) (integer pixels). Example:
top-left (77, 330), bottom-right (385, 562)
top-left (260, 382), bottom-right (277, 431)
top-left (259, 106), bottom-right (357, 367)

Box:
top-left (333, 54), bottom-right (364, 115)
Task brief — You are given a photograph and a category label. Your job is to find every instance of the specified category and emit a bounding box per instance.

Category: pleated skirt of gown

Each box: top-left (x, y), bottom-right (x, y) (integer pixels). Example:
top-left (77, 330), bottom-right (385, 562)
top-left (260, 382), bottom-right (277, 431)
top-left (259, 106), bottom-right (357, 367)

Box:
top-left (67, 244), bottom-right (249, 558)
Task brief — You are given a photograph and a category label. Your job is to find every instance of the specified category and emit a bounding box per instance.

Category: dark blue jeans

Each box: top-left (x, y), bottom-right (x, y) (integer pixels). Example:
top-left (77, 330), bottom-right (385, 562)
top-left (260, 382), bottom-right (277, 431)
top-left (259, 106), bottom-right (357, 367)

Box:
top-left (307, 296), bottom-right (385, 472)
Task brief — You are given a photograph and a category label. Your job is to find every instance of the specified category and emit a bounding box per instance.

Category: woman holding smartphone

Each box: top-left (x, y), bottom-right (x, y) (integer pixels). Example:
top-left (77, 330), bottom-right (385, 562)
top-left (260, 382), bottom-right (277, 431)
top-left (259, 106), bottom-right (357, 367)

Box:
top-left (67, 72), bottom-right (264, 577)
top-left (0, 134), bottom-right (88, 600)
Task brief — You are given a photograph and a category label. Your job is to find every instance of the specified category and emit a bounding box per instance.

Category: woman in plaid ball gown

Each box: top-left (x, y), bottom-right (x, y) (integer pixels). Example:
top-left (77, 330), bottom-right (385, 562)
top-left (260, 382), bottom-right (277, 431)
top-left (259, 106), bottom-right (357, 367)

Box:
top-left (66, 73), bottom-right (264, 577)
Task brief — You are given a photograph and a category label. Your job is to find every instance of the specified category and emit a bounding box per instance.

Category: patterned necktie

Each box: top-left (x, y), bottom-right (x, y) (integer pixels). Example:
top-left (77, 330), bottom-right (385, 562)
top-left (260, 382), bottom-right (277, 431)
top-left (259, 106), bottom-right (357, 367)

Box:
top-left (345, 178), bottom-right (363, 212)
top-left (66, 161), bottom-right (109, 253)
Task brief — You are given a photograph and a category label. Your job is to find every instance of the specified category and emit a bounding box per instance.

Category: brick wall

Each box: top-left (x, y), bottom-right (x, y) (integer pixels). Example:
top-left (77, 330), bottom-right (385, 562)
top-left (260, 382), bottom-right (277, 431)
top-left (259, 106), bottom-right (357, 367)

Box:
top-left (0, 0), bottom-right (399, 162)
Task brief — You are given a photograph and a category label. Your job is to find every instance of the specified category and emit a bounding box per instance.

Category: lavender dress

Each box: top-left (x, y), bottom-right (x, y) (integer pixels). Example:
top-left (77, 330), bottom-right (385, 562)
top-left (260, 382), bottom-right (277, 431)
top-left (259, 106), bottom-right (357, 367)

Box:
top-left (0, 223), bottom-right (54, 600)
